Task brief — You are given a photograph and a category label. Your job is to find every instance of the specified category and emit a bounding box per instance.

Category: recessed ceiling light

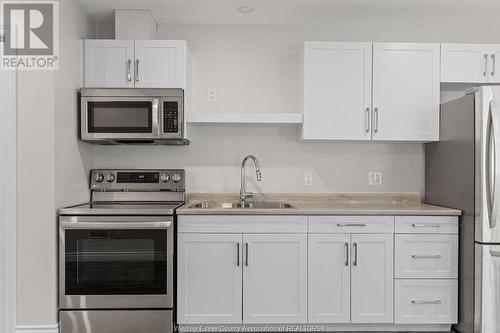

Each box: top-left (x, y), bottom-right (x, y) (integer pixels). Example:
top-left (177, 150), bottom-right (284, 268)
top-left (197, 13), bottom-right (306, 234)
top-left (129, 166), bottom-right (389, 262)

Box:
top-left (237, 6), bottom-right (254, 13)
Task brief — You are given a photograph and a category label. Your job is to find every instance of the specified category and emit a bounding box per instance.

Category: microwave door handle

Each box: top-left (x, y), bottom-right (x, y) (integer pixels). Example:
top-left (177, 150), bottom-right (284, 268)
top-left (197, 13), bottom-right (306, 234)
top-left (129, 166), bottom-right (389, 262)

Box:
top-left (152, 99), bottom-right (160, 136)
top-left (60, 221), bottom-right (172, 229)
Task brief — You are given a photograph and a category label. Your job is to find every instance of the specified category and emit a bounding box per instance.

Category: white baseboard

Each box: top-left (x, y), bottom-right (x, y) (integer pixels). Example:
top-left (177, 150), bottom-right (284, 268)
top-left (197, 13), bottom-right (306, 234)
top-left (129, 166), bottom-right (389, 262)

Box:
top-left (15, 325), bottom-right (59, 333)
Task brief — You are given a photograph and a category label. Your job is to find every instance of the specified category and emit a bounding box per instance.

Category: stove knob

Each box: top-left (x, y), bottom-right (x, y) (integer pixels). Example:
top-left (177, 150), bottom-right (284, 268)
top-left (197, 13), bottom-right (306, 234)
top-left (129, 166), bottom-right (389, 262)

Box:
top-left (95, 173), bottom-right (104, 183)
top-left (172, 173), bottom-right (182, 183)
top-left (160, 174), bottom-right (170, 182)
top-left (106, 173), bottom-right (115, 183)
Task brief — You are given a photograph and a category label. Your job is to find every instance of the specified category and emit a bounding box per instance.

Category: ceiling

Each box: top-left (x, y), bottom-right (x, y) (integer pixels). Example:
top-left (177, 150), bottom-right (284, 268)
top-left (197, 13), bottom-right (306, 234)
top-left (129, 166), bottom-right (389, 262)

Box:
top-left (75, 0), bottom-right (500, 24)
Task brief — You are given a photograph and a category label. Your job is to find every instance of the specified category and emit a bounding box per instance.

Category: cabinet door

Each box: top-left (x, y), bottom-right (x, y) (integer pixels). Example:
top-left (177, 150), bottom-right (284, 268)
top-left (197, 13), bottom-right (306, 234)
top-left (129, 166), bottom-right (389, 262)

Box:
top-left (243, 234), bottom-right (307, 324)
top-left (372, 43), bottom-right (440, 141)
top-left (308, 234), bottom-right (350, 323)
top-left (351, 234), bottom-right (394, 323)
top-left (134, 40), bottom-right (186, 88)
top-left (177, 234), bottom-right (242, 324)
top-left (83, 40), bottom-right (135, 88)
top-left (302, 42), bottom-right (372, 140)
top-left (441, 43), bottom-right (490, 83)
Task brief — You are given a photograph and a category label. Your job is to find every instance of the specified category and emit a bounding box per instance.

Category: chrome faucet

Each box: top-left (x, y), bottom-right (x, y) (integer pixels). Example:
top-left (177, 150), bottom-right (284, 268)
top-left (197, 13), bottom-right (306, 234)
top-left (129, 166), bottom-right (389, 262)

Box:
top-left (240, 155), bottom-right (262, 206)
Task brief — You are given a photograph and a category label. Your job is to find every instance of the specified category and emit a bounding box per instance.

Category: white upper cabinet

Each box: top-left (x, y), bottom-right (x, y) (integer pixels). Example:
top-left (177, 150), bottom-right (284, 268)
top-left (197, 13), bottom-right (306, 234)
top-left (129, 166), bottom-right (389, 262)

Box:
top-left (301, 42), bottom-right (440, 142)
top-left (351, 233), bottom-right (394, 323)
top-left (177, 234), bottom-right (243, 324)
top-left (83, 40), bottom-right (188, 89)
top-left (134, 40), bottom-right (187, 88)
top-left (243, 234), bottom-right (307, 324)
top-left (301, 42), bottom-right (373, 140)
top-left (308, 234), bottom-right (351, 323)
top-left (441, 44), bottom-right (500, 83)
top-left (84, 40), bottom-right (135, 88)
top-left (372, 43), bottom-right (440, 141)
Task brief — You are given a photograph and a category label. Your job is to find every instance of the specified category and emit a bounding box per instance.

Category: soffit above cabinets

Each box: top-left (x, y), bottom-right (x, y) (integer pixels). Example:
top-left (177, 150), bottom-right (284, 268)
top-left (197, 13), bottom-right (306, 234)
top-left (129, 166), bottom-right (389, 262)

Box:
top-left (75, 0), bottom-right (500, 25)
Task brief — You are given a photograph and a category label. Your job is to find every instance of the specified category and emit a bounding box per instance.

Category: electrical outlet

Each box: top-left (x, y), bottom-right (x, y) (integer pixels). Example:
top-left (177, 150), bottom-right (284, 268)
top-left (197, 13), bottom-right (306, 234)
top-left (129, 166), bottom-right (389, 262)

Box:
top-left (207, 88), bottom-right (217, 102)
top-left (304, 171), bottom-right (313, 186)
top-left (368, 171), bottom-right (383, 185)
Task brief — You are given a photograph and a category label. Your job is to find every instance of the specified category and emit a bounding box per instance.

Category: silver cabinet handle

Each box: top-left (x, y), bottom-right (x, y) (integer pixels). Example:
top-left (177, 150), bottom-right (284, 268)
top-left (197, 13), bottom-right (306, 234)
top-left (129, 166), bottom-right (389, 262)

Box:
top-left (365, 107), bottom-right (370, 133)
top-left (490, 250), bottom-right (500, 257)
top-left (344, 242), bottom-right (349, 266)
top-left (353, 242), bottom-right (358, 266)
top-left (411, 223), bottom-right (441, 228)
top-left (373, 107), bottom-right (379, 133)
top-left (245, 242), bottom-right (249, 266)
top-left (135, 59), bottom-right (140, 82)
top-left (412, 300), bottom-right (442, 305)
top-left (411, 255), bottom-right (442, 259)
top-left (484, 54), bottom-right (489, 76)
top-left (337, 223), bottom-right (366, 227)
top-left (236, 242), bottom-right (240, 266)
top-left (492, 54), bottom-right (496, 76)
top-left (127, 59), bottom-right (132, 82)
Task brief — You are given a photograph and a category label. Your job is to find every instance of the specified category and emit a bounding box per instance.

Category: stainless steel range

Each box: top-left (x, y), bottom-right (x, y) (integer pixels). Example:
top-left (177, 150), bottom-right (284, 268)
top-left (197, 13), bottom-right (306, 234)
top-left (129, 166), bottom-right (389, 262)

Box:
top-left (58, 169), bottom-right (185, 333)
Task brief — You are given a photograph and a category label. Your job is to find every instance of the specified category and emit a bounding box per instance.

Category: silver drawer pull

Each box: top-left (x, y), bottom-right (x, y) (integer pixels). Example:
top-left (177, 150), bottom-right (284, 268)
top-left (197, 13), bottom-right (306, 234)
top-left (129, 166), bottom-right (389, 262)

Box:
top-left (411, 255), bottom-right (442, 259)
top-left (411, 224), bottom-right (441, 228)
top-left (490, 250), bottom-right (500, 257)
top-left (337, 223), bottom-right (366, 227)
top-left (412, 300), bottom-right (442, 305)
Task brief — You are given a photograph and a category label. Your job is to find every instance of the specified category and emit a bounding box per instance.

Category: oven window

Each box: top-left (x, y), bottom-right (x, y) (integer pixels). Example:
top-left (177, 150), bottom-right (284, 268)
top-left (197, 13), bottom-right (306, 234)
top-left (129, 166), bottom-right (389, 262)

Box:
top-left (87, 101), bottom-right (152, 133)
top-left (65, 229), bottom-right (167, 295)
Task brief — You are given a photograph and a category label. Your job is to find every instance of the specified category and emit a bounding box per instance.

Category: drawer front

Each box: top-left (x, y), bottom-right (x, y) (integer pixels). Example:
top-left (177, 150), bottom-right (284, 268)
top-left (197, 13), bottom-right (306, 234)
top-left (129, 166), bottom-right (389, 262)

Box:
top-left (395, 216), bottom-right (458, 234)
top-left (178, 215), bottom-right (308, 233)
top-left (309, 216), bottom-right (394, 233)
top-left (395, 234), bottom-right (458, 278)
top-left (395, 279), bottom-right (458, 324)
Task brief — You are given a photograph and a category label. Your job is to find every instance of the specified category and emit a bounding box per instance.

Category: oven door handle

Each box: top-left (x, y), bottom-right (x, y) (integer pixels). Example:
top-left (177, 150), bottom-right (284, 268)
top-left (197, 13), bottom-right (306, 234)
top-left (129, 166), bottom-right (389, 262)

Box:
top-left (60, 221), bottom-right (172, 229)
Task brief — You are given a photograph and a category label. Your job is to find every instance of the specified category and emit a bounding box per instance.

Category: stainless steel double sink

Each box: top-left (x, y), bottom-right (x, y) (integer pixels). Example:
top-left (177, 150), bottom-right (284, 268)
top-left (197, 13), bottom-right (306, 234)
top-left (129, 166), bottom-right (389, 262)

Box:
top-left (189, 201), bottom-right (295, 209)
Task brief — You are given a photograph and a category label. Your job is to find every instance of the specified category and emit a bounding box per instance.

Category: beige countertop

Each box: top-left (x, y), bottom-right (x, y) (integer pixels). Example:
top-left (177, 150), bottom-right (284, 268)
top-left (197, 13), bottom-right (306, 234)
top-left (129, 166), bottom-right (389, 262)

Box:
top-left (176, 193), bottom-right (462, 216)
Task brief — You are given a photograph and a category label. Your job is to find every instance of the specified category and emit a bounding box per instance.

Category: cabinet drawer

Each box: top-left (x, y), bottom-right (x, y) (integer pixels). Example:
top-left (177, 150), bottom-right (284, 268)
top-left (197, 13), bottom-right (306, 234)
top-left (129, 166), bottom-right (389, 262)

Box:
top-left (395, 279), bottom-right (458, 324)
top-left (395, 216), bottom-right (458, 234)
top-left (309, 216), bottom-right (394, 233)
top-left (395, 234), bottom-right (458, 278)
top-left (178, 215), bottom-right (308, 233)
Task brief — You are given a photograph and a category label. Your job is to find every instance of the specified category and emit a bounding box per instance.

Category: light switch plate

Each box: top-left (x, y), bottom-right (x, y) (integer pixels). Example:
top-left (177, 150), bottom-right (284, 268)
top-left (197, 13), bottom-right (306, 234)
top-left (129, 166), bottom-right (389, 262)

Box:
top-left (368, 171), bottom-right (383, 185)
top-left (207, 88), bottom-right (217, 102)
top-left (304, 171), bottom-right (313, 186)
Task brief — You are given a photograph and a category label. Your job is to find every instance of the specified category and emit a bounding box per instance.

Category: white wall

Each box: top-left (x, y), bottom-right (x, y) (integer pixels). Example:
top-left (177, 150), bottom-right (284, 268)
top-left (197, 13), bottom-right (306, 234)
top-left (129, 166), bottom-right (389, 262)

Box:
top-left (95, 18), bottom-right (500, 194)
top-left (16, 0), bottom-right (93, 327)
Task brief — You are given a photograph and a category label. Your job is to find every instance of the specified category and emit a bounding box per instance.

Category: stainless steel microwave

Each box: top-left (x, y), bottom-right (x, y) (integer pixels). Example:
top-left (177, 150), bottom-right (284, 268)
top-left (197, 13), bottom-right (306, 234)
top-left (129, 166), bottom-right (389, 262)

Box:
top-left (80, 88), bottom-right (188, 145)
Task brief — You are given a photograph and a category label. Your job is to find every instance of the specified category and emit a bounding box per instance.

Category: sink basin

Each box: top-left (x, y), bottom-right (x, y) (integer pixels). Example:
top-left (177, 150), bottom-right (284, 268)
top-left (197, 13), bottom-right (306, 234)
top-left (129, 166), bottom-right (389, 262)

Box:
top-left (189, 201), bottom-right (295, 209)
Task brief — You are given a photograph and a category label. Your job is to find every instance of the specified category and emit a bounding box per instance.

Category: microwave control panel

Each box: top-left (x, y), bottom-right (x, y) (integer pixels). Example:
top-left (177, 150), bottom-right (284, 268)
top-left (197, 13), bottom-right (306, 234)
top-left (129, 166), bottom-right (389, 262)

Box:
top-left (163, 101), bottom-right (179, 133)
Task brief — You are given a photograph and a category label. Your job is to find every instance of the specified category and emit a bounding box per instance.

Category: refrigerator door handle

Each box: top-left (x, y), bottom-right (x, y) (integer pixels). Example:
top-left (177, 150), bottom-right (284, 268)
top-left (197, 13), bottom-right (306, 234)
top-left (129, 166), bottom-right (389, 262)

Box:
top-left (487, 100), bottom-right (500, 228)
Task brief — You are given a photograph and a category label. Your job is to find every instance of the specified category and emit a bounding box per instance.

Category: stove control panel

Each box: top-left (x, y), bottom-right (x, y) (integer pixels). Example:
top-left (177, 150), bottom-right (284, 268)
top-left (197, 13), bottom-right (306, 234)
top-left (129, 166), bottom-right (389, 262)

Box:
top-left (90, 169), bottom-right (185, 192)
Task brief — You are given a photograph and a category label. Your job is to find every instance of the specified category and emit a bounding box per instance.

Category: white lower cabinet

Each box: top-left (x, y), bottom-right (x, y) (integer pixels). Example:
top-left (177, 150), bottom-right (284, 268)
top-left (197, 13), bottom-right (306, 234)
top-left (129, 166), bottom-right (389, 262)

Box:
top-left (177, 231), bottom-right (307, 325)
top-left (308, 233), bottom-right (393, 324)
top-left (177, 214), bottom-right (458, 329)
top-left (243, 234), bottom-right (307, 323)
top-left (308, 234), bottom-right (351, 323)
top-left (351, 233), bottom-right (394, 323)
top-left (177, 234), bottom-right (243, 324)
top-left (395, 279), bottom-right (458, 324)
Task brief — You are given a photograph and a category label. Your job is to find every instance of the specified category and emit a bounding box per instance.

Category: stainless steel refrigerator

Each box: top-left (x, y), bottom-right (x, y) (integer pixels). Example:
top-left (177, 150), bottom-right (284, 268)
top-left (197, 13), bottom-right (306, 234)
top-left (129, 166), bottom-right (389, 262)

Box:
top-left (426, 86), bottom-right (500, 333)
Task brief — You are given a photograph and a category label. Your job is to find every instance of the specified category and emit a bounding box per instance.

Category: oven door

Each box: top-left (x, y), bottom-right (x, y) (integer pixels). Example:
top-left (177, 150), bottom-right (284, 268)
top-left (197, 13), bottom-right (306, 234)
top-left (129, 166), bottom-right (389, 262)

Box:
top-left (81, 97), bottom-right (160, 142)
top-left (59, 216), bottom-right (173, 309)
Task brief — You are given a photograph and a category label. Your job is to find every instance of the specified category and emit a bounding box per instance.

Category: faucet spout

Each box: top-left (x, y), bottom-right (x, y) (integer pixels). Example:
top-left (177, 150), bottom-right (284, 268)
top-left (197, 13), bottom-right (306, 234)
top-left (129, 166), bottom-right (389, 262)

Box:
top-left (240, 155), bottom-right (262, 206)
